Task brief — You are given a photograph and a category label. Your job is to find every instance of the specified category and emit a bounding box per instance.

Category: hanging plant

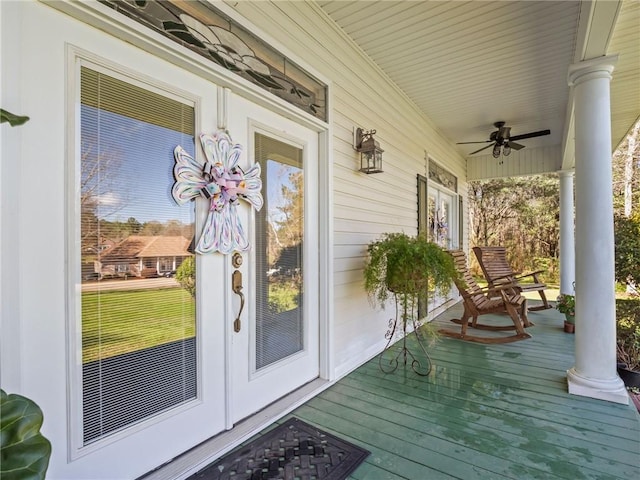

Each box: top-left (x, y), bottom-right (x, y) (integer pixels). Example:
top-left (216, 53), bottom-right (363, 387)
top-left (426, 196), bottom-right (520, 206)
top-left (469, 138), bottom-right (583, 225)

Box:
top-left (364, 232), bottom-right (456, 310)
top-left (364, 232), bottom-right (458, 375)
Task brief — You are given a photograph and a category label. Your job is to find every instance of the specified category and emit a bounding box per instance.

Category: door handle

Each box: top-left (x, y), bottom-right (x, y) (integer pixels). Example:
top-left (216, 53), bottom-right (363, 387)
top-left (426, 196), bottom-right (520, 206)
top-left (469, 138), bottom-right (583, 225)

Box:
top-left (232, 269), bottom-right (244, 333)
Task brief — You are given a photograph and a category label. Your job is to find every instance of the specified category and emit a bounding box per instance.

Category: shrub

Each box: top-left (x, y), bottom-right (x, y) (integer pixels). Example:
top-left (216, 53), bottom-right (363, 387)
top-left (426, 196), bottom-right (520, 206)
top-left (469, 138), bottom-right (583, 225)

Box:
top-left (614, 212), bottom-right (640, 289)
top-left (267, 282), bottom-right (299, 313)
top-left (617, 298), bottom-right (640, 371)
top-left (176, 256), bottom-right (195, 297)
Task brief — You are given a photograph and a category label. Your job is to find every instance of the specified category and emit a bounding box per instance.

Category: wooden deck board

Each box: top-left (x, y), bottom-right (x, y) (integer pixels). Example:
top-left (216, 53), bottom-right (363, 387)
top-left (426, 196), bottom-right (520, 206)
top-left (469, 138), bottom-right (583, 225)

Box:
top-left (329, 381), bottom-right (635, 467)
top-left (288, 301), bottom-right (640, 479)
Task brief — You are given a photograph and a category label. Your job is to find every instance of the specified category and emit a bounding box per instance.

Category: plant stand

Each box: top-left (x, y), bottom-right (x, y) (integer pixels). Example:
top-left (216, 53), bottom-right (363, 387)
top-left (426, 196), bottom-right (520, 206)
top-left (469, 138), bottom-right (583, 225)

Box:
top-left (378, 313), bottom-right (433, 376)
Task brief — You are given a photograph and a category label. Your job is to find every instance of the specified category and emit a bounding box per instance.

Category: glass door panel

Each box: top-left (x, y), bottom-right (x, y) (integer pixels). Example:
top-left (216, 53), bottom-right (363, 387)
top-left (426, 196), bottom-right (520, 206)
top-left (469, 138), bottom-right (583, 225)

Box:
top-left (255, 134), bottom-right (304, 369)
top-left (227, 94), bottom-right (319, 424)
top-left (79, 66), bottom-right (198, 443)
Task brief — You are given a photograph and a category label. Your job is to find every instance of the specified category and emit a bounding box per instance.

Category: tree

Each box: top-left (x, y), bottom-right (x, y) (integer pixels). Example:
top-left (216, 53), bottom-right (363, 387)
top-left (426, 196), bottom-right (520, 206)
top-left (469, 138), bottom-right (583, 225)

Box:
top-left (612, 119), bottom-right (640, 217)
top-left (612, 120), bottom-right (640, 295)
top-left (80, 141), bottom-right (124, 256)
top-left (175, 256), bottom-right (196, 297)
top-left (274, 170), bottom-right (304, 247)
top-left (614, 212), bottom-right (640, 294)
top-left (468, 175), bottom-right (560, 281)
top-left (126, 217), bottom-right (142, 234)
top-left (268, 168), bottom-right (304, 272)
top-left (140, 221), bottom-right (165, 236)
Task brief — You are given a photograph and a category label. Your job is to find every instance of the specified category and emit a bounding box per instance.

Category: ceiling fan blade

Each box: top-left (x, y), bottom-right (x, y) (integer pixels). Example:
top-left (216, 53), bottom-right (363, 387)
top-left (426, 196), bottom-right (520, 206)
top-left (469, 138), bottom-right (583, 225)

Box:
top-left (456, 140), bottom-right (492, 145)
top-left (507, 141), bottom-right (525, 150)
top-left (469, 143), bottom-right (495, 155)
top-left (509, 129), bottom-right (550, 142)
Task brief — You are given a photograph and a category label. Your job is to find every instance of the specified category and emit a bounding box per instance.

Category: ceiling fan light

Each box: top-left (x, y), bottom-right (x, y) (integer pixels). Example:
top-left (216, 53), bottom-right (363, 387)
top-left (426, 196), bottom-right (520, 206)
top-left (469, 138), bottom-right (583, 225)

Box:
top-left (492, 144), bottom-right (501, 158)
top-left (503, 144), bottom-right (511, 156)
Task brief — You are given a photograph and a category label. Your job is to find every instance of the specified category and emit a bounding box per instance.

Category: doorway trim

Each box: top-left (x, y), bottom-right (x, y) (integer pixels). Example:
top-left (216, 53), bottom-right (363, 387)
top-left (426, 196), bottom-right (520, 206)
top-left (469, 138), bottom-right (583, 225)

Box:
top-left (51, 0), bottom-right (334, 447)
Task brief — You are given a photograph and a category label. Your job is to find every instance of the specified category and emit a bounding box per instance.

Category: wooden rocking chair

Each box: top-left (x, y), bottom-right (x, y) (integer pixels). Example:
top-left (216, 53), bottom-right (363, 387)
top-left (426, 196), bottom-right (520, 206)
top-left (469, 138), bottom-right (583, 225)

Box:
top-left (473, 246), bottom-right (551, 311)
top-left (439, 250), bottom-right (533, 344)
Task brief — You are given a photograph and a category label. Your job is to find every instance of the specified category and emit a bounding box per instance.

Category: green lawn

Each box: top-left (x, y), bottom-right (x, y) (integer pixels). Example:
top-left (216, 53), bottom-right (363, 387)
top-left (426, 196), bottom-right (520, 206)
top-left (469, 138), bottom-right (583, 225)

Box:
top-left (82, 287), bottom-right (195, 363)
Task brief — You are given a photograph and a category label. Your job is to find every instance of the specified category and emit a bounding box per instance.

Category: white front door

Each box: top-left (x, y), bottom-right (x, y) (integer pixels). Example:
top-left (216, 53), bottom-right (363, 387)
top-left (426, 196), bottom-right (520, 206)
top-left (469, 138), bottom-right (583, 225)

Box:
top-left (226, 94), bottom-right (320, 423)
top-left (70, 59), bottom-right (320, 476)
top-left (70, 56), bottom-right (231, 475)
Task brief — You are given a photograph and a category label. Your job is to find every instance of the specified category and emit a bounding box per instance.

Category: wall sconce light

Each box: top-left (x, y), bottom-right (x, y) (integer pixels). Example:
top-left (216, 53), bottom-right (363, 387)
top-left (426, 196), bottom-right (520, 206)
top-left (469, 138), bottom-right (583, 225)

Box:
top-left (354, 127), bottom-right (384, 174)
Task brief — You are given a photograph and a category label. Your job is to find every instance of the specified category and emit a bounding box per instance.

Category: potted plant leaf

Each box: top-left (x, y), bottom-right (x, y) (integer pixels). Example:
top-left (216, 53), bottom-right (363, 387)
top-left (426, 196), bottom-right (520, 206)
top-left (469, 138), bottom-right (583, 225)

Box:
top-left (0, 389), bottom-right (51, 480)
top-left (555, 293), bottom-right (575, 333)
top-left (1, 109), bottom-right (30, 127)
top-left (364, 232), bottom-right (457, 375)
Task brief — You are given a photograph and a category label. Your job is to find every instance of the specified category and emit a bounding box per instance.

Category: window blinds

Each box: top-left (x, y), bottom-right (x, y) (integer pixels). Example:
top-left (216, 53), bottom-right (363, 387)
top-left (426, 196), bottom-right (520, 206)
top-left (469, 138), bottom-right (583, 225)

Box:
top-left (80, 66), bottom-right (197, 444)
top-left (254, 133), bottom-right (305, 369)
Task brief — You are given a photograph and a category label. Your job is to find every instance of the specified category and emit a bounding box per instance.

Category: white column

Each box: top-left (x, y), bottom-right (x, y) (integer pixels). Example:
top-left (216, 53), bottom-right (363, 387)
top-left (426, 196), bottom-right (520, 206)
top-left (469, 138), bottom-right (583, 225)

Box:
top-left (566, 55), bottom-right (627, 404)
top-left (558, 170), bottom-right (575, 295)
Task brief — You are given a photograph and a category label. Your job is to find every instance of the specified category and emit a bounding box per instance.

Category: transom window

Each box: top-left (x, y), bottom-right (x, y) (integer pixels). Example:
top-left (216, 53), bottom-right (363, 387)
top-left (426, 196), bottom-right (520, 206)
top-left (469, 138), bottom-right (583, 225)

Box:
top-left (429, 161), bottom-right (457, 192)
top-left (100, 0), bottom-right (327, 120)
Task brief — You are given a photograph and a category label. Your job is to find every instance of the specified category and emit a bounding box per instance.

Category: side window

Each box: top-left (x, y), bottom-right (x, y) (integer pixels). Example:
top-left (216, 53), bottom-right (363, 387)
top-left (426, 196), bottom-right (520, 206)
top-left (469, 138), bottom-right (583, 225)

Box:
top-left (418, 168), bottom-right (460, 316)
top-left (78, 65), bottom-right (197, 444)
top-left (425, 161), bottom-right (459, 250)
top-left (417, 174), bottom-right (428, 235)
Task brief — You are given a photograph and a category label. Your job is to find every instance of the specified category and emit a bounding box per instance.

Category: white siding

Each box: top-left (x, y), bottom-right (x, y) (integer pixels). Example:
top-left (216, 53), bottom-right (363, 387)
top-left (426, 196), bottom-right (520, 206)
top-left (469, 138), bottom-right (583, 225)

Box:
top-left (224, 1), bottom-right (467, 375)
top-left (467, 146), bottom-right (562, 181)
top-left (1, 3), bottom-right (469, 477)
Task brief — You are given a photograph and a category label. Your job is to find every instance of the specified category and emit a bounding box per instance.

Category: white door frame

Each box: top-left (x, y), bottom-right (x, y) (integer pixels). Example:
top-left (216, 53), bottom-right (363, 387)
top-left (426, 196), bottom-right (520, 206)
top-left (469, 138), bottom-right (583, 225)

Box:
top-left (52, 0), bottom-right (333, 379)
top-left (9, 3), bottom-right (333, 478)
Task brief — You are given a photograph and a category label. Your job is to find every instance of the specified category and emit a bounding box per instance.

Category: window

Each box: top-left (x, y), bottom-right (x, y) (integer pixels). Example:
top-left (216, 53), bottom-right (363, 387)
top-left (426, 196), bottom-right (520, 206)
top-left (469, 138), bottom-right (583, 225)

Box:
top-left (254, 133), bottom-right (304, 369)
top-left (420, 162), bottom-right (460, 250)
top-left (418, 169), bottom-right (460, 313)
top-left (78, 65), bottom-right (197, 444)
top-left (428, 161), bottom-right (457, 192)
top-left (100, 0), bottom-right (327, 120)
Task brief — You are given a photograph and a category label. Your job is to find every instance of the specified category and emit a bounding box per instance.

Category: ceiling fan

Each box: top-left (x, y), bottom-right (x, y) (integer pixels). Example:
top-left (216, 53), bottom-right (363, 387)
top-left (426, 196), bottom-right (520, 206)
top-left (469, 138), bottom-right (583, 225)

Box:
top-left (458, 121), bottom-right (551, 157)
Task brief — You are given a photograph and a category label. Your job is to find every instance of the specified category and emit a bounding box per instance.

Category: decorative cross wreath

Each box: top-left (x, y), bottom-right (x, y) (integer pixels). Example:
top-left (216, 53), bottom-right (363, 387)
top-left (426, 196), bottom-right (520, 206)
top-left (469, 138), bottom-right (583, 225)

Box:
top-left (172, 131), bottom-right (263, 254)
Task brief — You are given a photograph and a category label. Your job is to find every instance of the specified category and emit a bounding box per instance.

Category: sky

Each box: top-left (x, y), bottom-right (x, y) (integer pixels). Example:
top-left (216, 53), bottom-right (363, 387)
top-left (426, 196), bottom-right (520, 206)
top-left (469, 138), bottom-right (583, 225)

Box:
top-left (82, 104), bottom-right (196, 225)
top-left (81, 105), bottom-right (301, 228)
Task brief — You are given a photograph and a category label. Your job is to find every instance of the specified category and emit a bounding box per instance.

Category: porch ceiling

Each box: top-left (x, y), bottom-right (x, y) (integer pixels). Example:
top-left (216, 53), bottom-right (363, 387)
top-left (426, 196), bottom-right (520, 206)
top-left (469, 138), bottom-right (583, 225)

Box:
top-left (318, 1), bottom-right (640, 169)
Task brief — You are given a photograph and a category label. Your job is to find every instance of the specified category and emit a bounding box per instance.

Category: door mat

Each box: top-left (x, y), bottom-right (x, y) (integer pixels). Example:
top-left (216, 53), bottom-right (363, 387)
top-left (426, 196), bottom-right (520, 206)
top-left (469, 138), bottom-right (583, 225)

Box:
top-left (188, 417), bottom-right (370, 480)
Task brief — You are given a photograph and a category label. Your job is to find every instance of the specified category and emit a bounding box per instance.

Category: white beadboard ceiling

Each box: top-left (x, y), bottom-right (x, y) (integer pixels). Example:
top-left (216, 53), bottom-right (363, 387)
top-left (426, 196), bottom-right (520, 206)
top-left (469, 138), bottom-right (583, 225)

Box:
top-left (318, 0), bottom-right (640, 166)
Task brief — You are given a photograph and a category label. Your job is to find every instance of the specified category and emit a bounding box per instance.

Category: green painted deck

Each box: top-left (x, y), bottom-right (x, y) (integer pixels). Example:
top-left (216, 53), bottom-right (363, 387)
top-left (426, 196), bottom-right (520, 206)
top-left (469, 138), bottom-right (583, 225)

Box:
top-left (288, 301), bottom-right (640, 479)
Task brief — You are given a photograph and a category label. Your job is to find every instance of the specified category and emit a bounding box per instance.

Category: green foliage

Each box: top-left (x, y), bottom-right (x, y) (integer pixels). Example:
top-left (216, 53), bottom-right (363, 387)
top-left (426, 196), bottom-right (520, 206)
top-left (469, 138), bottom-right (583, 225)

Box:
top-left (268, 282), bottom-right (299, 313)
top-left (614, 212), bottom-right (640, 286)
top-left (468, 175), bottom-right (560, 283)
top-left (0, 390), bottom-right (51, 480)
top-left (616, 299), bottom-right (640, 371)
top-left (176, 256), bottom-right (196, 297)
top-left (1, 109), bottom-right (30, 127)
top-left (555, 293), bottom-right (575, 318)
top-left (364, 232), bottom-right (457, 317)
